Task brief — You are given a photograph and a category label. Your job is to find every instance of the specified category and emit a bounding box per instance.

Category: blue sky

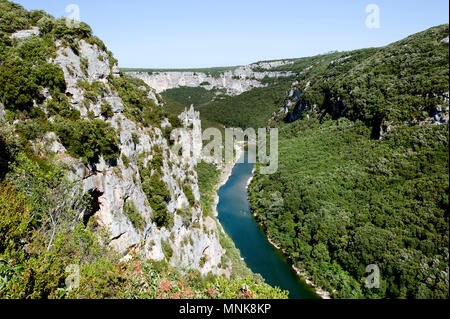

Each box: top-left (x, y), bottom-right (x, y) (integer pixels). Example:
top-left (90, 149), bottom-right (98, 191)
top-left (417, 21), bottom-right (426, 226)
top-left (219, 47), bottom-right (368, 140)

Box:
top-left (13, 0), bottom-right (449, 68)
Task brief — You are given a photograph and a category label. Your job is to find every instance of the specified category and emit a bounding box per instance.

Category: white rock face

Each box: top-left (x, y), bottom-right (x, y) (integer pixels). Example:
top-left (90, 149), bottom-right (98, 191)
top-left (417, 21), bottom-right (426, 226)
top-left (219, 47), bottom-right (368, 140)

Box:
top-left (127, 63), bottom-right (294, 95)
top-left (79, 40), bottom-right (111, 81)
top-left (112, 65), bottom-right (121, 77)
top-left (49, 38), bottom-right (229, 276)
top-left (250, 60), bottom-right (294, 69)
top-left (10, 26), bottom-right (39, 39)
top-left (0, 102), bottom-right (5, 123)
top-left (44, 132), bottom-right (67, 154)
top-left (178, 105), bottom-right (203, 162)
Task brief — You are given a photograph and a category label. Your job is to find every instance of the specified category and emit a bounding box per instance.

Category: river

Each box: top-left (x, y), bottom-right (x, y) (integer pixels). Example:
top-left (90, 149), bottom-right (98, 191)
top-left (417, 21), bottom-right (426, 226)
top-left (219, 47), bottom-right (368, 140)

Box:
top-left (217, 150), bottom-right (320, 299)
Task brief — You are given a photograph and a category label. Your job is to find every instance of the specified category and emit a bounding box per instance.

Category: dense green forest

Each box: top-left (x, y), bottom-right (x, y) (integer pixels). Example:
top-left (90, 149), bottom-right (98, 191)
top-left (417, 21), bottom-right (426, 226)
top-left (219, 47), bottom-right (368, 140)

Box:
top-left (249, 119), bottom-right (448, 298)
top-left (162, 77), bottom-right (294, 130)
top-left (247, 25), bottom-right (449, 299)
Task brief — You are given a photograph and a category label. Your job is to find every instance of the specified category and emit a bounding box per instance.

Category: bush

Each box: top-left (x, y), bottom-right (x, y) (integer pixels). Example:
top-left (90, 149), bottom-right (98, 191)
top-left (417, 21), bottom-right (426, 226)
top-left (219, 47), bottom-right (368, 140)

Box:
top-left (109, 75), bottom-right (169, 127)
top-left (101, 101), bottom-right (113, 118)
top-left (0, 58), bottom-right (39, 111)
top-left (161, 239), bottom-right (173, 260)
top-left (286, 24), bottom-right (449, 132)
top-left (249, 119), bottom-right (449, 299)
top-left (123, 200), bottom-right (145, 230)
top-left (14, 118), bottom-right (50, 140)
top-left (177, 206), bottom-right (192, 226)
top-left (46, 96), bottom-right (80, 120)
top-left (0, 153), bottom-right (101, 299)
top-left (183, 184), bottom-right (195, 206)
top-left (53, 117), bottom-right (119, 164)
top-left (0, 34), bottom-right (65, 115)
top-left (0, 1), bottom-right (30, 34)
top-left (121, 154), bottom-right (130, 168)
top-left (197, 161), bottom-right (220, 217)
top-left (138, 162), bottom-right (172, 229)
top-left (0, 183), bottom-right (30, 261)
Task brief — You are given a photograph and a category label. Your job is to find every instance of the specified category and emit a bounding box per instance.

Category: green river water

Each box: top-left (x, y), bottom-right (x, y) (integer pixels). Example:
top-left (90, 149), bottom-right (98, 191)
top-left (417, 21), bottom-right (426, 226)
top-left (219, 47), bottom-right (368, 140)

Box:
top-left (217, 150), bottom-right (320, 299)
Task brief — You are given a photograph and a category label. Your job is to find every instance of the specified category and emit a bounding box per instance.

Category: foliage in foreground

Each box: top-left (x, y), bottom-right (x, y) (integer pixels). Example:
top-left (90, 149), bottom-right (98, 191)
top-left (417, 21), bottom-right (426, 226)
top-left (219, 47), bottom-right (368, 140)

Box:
top-left (0, 152), bottom-right (287, 299)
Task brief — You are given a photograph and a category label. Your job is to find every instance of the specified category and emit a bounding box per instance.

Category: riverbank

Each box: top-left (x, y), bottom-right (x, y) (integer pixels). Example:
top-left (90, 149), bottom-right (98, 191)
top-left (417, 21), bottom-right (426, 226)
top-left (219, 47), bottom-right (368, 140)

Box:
top-left (246, 173), bottom-right (331, 299)
top-left (210, 147), bottom-right (326, 299)
top-left (203, 143), bottom-right (258, 279)
top-left (211, 143), bottom-right (245, 218)
top-left (245, 167), bottom-right (255, 189)
top-left (264, 235), bottom-right (331, 299)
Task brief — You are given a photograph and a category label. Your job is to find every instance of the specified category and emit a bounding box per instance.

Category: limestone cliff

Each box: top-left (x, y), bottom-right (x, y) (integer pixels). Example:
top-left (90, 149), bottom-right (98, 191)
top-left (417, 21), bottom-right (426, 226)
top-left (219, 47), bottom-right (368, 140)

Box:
top-left (127, 62), bottom-right (295, 96)
top-left (11, 27), bottom-right (229, 276)
top-left (0, 102), bottom-right (4, 123)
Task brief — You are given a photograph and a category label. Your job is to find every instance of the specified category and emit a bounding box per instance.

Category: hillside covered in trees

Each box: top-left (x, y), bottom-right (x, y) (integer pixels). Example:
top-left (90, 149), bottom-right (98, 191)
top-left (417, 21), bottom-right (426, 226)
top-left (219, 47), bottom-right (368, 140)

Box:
top-left (248, 25), bottom-right (449, 298)
top-left (135, 25), bottom-right (449, 298)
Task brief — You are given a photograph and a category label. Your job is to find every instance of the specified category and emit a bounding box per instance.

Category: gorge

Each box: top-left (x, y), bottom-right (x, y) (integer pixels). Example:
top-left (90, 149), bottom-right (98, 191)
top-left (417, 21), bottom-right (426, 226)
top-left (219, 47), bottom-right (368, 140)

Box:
top-left (0, 0), bottom-right (448, 300)
top-left (216, 149), bottom-right (320, 299)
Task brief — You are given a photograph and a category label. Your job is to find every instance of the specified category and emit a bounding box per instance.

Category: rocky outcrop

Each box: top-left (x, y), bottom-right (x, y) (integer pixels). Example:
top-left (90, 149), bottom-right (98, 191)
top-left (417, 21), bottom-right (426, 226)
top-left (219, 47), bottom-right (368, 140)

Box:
top-left (250, 60), bottom-right (295, 70)
top-left (274, 81), bottom-right (318, 123)
top-left (280, 78), bottom-right (449, 138)
top-left (10, 26), bottom-right (39, 39)
top-left (41, 36), bottom-right (230, 276)
top-left (178, 105), bottom-right (202, 161)
top-left (52, 39), bottom-right (124, 118)
top-left (127, 64), bottom-right (294, 96)
top-left (0, 102), bottom-right (5, 123)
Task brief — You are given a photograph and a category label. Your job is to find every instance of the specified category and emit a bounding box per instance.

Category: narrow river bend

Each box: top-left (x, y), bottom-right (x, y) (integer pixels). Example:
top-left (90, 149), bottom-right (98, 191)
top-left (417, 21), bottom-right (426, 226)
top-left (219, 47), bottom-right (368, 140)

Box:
top-left (217, 150), bottom-right (320, 299)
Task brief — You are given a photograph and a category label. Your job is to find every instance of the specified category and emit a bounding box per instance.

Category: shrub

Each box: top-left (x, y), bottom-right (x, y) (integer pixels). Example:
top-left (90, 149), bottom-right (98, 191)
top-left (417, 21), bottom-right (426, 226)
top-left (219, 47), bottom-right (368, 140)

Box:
top-left (46, 96), bottom-right (80, 120)
top-left (177, 206), bottom-right (192, 226)
top-left (149, 147), bottom-right (164, 171)
top-left (53, 117), bottom-right (119, 164)
top-left (123, 200), bottom-right (145, 230)
top-left (161, 239), bottom-right (173, 260)
top-left (197, 161), bottom-right (220, 217)
top-left (183, 184), bottom-right (195, 206)
top-left (199, 255), bottom-right (207, 267)
top-left (168, 114), bottom-right (182, 128)
top-left (80, 57), bottom-right (89, 76)
top-left (0, 183), bottom-right (30, 261)
top-left (249, 118), bottom-right (449, 299)
top-left (101, 101), bottom-right (113, 118)
top-left (121, 154), bottom-right (130, 168)
top-left (14, 118), bottom-right (50, 140)
top-left (0, 1), bottom-right (31, 34)
top-left (138, 161), bottom-right (172, 229)
top-left (0, 58), bottom-right (39, 111)
top-left (109, 75), bottom-right (169, 127)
